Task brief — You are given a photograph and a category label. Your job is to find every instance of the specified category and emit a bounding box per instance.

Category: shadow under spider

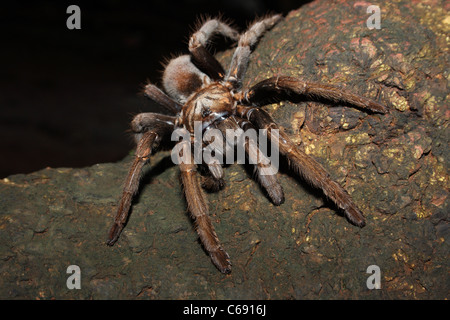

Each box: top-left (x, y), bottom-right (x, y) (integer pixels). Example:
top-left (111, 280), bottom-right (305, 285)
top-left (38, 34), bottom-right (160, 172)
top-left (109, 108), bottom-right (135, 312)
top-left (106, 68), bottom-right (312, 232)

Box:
top-left (241, 142), bottom-right (351, 225)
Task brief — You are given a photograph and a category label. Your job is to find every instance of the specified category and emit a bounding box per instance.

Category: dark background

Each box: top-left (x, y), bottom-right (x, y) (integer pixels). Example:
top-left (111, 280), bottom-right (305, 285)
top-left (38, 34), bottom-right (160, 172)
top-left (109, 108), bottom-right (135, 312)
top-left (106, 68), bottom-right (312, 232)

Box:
top-left (0, 1), bottom-right (311, 178)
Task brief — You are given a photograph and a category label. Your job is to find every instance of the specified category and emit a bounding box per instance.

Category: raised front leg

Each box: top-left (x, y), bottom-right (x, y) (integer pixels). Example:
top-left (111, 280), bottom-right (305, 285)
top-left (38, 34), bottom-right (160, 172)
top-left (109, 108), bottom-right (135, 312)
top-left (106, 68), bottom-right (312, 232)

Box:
top-left (226, 15), bottom-right (281, 89)
top-left (189, 18), bottom-right (239, 80)
top-left (237, 105), bottom-right (367, 227)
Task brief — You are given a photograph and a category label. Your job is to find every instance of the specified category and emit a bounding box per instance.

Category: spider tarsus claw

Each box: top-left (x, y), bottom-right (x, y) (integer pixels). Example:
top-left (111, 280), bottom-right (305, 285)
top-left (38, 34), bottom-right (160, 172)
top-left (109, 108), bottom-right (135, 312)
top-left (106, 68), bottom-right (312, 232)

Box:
top-left (271, 192), bottom-right (285, 206)
top-left (271, 196), bottom-right (284, 206)
top-left (221, 266), bottom-right (232, 274)
top-left (107, 233), bottom-right (119, 244)
top-left (106, 224), bottom-right (122, 246)
top-left (369, 101), bottom-right (389, 114)
top-left (106, 236), bottom-right (117, 246)
top-left (211, 249), bottom-right (232, 274)
top-left (217, 261), bottom-right (232, 274)
top-left (349, 214), bottom-right (366, 228)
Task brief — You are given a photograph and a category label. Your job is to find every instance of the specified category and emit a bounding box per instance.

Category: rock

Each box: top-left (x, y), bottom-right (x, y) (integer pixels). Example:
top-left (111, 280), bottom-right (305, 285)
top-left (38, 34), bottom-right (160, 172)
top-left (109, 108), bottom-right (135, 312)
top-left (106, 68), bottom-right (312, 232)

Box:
top-left (0, 0), bottom-right (448, 299)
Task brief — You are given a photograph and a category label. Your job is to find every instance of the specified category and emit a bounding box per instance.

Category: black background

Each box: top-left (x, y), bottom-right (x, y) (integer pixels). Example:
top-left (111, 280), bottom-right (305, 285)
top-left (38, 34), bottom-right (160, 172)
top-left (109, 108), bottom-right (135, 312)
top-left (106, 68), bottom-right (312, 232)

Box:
top-left (0, 1), bottom-right (311, 178)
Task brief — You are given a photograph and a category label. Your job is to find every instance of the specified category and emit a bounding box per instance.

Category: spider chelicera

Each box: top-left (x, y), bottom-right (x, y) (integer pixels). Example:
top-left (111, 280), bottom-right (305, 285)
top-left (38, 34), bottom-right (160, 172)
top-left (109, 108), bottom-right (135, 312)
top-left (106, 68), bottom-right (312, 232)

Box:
top-left (106, 14), bottom-right (387, 274)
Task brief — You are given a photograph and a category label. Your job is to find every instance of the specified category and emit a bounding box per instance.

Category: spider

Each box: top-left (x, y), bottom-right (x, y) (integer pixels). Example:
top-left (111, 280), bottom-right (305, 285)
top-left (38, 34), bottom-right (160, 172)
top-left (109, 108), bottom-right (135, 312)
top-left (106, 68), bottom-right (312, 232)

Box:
top-left (106, 14), bottom-right (387, 274)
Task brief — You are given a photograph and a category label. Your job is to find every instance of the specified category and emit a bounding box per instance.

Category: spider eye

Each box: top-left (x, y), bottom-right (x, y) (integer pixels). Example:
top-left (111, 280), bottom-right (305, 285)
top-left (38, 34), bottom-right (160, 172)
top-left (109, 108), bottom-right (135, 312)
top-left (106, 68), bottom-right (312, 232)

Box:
top-left (202, 108), bottom-right (211, 117)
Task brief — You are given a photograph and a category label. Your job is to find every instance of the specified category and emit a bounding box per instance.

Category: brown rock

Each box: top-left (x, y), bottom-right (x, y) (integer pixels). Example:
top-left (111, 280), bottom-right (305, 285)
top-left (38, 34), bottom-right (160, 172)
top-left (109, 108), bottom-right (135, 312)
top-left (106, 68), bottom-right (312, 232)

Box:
top-left (0, 0), bottom-right (448, 299)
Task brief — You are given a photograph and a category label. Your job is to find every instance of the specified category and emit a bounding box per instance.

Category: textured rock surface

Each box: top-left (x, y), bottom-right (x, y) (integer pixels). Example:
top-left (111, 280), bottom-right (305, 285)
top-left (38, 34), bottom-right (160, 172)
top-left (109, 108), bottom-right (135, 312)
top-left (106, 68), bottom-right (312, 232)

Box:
top-left (0, 0), bottom-right (448, 299)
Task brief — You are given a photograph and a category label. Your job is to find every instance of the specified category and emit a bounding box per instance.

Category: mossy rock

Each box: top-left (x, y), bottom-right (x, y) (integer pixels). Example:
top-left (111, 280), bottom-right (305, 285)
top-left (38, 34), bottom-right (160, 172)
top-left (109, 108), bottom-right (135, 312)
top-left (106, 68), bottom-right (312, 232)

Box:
top-left (0, 0), bottom-right (448, 299)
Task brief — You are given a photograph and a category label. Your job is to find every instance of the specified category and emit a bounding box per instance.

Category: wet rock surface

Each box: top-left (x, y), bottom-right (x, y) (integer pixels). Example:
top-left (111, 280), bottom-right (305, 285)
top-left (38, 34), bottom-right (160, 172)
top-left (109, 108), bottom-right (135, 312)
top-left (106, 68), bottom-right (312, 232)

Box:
top-left (0, 0), bottom-right (448, 299)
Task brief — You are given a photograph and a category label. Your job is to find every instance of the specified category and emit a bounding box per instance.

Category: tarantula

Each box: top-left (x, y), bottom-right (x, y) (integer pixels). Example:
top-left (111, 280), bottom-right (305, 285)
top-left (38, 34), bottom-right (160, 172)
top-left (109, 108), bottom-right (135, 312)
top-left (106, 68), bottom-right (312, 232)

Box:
top-left (106, 14), bottom-right (387, 274)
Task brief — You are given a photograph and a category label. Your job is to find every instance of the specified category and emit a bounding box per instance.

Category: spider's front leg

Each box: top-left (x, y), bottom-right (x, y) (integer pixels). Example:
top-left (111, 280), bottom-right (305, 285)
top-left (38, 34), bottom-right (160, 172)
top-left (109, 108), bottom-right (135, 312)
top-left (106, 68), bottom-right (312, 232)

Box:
top-left (226, 14), bottom-right (281, 89)
top-left (189, 18), bottom-right (239, 80)
top-left (240, 76), bottom-right (388, 114)
top-left (177, 142), bottom-right (232, 274)
top-left (200, 154), bottom-right (226, 193)
top-left (237, 105), bottom-right (367, 227)
top-left (107, 113), bottom-right (176, 246)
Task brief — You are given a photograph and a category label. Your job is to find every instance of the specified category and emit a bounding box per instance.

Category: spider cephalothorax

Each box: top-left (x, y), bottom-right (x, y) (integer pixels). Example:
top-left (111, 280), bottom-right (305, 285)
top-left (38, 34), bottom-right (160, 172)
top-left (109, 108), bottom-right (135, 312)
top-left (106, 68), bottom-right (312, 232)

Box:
top-left (106, 15), bottom-right (387, 274)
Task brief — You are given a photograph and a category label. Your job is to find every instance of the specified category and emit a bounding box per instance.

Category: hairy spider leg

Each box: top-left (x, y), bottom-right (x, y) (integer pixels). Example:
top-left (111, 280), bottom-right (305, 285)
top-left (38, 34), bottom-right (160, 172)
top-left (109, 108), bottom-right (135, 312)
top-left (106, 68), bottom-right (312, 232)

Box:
top-left (143, 83), bottom-right (182, 114)
top-left (241, 76), bottom-right (388, 114)
top-left (189, 18), bottom-right (239, 80)
top-left (200, 141), bottom-right (225, 192)
top-left (215, 115), bottom-right (285, 205)
top-left (107, 113), bottom-right (176, 245)
top-left (226, 14), bottom-right (282, 89)
top-left (177, 141), bottom-right (232, 274)
top-left (198, 125), bottom-right (228, 192)
top-left (200, 172), bottom-right (225, 192)
top-left (237, 105), bottom-right (367, 227)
